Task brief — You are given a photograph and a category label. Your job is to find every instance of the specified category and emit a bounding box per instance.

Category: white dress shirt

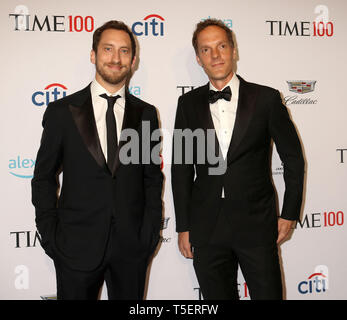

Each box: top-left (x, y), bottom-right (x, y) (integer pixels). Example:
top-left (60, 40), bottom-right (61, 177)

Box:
top-left (209, 74), bottom-right (240, 197)
top-left (90, 79), bottom-right (125, 161)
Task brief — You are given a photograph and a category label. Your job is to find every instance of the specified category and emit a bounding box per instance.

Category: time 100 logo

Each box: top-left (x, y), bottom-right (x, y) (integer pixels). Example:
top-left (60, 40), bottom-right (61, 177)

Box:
top-left (67, 16), bottom-right (94, 32)
top-left (323, 211), bottom-right (344, 227)
top-left (296, 211), bottom-right (344, 229)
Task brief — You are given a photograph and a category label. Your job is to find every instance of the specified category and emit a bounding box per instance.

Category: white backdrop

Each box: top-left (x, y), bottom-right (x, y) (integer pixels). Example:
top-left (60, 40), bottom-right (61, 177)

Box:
top-left (1, 0), bottom-right (346, 300)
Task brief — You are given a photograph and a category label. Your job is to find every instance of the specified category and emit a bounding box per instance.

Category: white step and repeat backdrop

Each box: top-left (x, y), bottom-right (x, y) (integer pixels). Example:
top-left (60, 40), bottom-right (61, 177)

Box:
top-left (1, 0), bottom-right (346, 300)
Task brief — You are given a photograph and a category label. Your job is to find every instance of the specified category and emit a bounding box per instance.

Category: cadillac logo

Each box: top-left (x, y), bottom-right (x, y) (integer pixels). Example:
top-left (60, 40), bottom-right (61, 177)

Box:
top-left (286, 81), bottom-right (316, 94)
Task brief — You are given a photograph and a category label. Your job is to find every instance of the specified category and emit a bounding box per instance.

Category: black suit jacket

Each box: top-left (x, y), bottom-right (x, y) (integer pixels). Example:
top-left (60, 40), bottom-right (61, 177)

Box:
top-left (32, 84), bottom-right (163, 271)
top-left (171, 75), bottom-right (305, 247)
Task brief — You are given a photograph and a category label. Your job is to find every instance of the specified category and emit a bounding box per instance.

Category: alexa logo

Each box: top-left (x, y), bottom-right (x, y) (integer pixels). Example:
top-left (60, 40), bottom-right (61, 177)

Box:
top-left (9, 156), bottom-right (35, 179)
top-left (132, 14), bottom-right (165, 36)
top-left (201, 16), bottom-right (232, 30)
top-left (32, 83), bottom-right (68, 106)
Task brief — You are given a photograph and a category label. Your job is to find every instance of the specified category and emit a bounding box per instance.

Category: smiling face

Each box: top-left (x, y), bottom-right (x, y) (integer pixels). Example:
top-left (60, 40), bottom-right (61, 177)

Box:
top-left (195, 25), bottom-right (236, 90)
top-left (90, 28), bottom-right (135, 93)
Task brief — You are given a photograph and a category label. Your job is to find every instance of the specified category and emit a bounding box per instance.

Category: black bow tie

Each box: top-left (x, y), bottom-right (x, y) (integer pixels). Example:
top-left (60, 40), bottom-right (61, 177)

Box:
top-left (209, 86), bottom-right (232, 104)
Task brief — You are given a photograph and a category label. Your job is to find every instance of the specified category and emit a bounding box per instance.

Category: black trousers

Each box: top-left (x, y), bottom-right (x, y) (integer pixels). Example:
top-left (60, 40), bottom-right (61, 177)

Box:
top-left (193, 201), bottom-right (283, 300)
top-left (54, 224), bottom-right (148, 300)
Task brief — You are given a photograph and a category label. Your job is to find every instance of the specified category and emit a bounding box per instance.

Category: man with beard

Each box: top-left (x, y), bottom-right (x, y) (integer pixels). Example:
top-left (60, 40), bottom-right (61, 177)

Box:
top-left (32, 20), bottom-right (163, 300)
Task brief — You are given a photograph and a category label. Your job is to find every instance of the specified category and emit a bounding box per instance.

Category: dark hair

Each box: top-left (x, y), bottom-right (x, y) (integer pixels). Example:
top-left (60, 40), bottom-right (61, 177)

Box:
top-left (92, 20), bottom-right (136, 59)
top-left (192, 18), bottom-right (234, 54)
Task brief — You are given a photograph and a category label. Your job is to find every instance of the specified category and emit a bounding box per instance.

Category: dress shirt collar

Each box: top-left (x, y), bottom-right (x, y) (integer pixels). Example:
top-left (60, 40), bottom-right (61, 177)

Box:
top-left (90, 79), bottom-right (125, 108)
top-left (209, 73), bottom-right (240, 100)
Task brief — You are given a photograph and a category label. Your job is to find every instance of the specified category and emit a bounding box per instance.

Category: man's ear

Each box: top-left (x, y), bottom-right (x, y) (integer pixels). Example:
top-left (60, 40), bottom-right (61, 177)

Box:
top-left (131, 55), bottom-right (137, 69)
top-left (90, 50), bottom-right (96, 65)
top-left (232, 47), bottom-right (237, 60)
top-left (196, 54), bottom-right (202, 67)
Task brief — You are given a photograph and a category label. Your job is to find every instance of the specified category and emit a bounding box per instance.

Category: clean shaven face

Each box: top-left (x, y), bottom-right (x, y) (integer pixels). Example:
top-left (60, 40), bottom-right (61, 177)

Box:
top-left (196, 25), bottom-right (236, 90)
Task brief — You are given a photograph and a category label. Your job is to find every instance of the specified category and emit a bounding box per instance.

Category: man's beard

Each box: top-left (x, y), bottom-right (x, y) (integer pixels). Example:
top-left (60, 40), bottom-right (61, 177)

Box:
top-left (95, 60), bottom-right (131, 85)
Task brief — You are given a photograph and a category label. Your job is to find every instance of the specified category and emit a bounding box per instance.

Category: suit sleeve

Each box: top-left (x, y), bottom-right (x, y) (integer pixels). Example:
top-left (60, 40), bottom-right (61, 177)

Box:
top-left (31, 103), bottom-right (63, 257)
top-left (142, 107), bottom-right (163, 248)
top-left (171, 96), bottom-right (195, 232)
top-left (269, 90), bottom-right (305, 220)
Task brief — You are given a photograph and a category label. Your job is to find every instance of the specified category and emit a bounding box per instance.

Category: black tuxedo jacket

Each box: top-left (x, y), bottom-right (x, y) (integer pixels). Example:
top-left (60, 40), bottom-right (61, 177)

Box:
top-left (32, 84), bottom-right (163, 271)
top-left (171, 75), bottom-right (305, 247)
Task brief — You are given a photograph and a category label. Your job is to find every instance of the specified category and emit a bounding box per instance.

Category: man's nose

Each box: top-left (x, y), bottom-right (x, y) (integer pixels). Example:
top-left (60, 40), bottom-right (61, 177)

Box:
top-left (111, 50), bottom-right (120, 63)
top-left (211, 47), bottom-right (220, 59)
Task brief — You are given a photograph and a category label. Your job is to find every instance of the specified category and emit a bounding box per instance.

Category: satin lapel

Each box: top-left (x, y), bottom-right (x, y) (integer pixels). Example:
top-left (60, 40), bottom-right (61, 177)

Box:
top-left (226, 77), bottom-right (258, 165)
top-left (198, 84), bottom-right (222, 159)
top-left (68, 85), bottom-right (108, 172)
top-left (112, 90), bottom-right (143, 176)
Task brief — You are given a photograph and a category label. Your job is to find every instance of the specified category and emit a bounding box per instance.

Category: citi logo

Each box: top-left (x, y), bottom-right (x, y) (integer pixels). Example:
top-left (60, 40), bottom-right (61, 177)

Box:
top-left (32, 83), bottom-right (67, 106)
top-left (132, 14), bottom-right (165, 36)
top-left (9, 156), bottom-right (35, 179)
top-left (298, 266), bottom-right (329, 295)
top-left (298, 272), bottom-right (327, 294)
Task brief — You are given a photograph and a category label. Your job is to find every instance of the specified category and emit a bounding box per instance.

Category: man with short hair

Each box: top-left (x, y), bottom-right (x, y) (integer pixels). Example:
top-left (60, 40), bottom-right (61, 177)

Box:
top-left (32, 20), bottom-right (163, 300)
top-left (171, 19), bottom-right (305, 300)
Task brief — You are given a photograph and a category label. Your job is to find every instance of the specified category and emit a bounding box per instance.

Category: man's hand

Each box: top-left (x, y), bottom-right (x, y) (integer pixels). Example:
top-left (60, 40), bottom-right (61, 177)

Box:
top-left (277, 218), bottom-right (295, 244)
top-left (178, 231), bottom-right (193, 259)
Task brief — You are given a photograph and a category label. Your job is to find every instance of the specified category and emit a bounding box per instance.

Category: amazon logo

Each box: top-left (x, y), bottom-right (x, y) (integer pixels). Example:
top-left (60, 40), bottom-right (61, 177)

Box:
top-left (131, 14), bottom-right (165, 36)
